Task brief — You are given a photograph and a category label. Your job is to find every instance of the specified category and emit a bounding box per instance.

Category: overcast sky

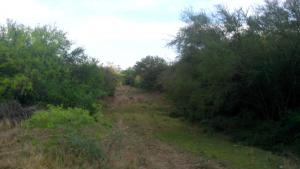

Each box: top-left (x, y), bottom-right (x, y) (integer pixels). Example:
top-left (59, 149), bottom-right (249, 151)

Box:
top-left (0, 0), bottom-right (265, 68)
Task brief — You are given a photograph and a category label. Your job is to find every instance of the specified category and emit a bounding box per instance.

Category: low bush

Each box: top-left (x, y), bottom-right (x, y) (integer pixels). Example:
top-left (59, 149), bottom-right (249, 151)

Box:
top-left (25, 105), bottom-right (95, 129)
top-left (25, 105), bottom-right (105, 166)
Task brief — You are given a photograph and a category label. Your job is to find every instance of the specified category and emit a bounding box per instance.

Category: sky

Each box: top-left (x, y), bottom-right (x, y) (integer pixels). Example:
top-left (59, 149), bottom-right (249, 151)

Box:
top-left (0, 0), bottom-right (265, 68)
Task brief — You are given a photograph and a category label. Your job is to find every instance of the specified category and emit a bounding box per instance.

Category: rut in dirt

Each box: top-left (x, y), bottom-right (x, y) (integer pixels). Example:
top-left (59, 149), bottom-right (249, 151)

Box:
top-left (102, 86), bottom-right (225, 169)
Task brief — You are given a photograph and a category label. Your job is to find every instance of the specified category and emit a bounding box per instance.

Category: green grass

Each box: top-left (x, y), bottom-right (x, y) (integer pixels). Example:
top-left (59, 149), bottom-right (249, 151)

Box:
top-left (157, 130), bottom-right (282, 169)
top-left (23, 105), bottom-right (113, 168)
top-left (109, 102), bottom-right (295, 169)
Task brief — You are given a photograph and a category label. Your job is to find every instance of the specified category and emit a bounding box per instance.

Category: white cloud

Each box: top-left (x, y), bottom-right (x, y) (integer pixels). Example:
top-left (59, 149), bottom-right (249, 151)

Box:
top-left (0, 0), bottom-right (266, 68)
top-left (194, 0), bottom-right (265, 12)
top-left (0, 0), bottom-right (62, 24)
top-left (67, 16), bottom-right (182, 67)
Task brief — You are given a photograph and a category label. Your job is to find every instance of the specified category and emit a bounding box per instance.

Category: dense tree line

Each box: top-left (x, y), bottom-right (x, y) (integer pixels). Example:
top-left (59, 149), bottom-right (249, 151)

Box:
top-left (164, 0), bottom-right (300, 154)
top-left (124, 0), bottom-right (300, 155)
top-left (0, 21), bottom-right (118, 112)
top-left (165, 0), bottom-right (299, 120)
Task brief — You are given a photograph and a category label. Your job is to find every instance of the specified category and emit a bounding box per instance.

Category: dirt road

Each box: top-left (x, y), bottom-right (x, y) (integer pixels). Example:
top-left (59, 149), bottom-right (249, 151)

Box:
top-left (103, 86), bottom-right (224, 169)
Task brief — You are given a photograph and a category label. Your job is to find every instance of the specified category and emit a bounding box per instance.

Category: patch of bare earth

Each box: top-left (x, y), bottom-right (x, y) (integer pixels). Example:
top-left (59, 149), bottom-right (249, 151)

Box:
top-left (103, 86), bottom-right (225, 169)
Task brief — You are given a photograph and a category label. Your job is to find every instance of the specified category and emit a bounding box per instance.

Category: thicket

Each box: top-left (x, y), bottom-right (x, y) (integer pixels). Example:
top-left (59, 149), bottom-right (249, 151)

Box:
top-left (161, 0), bottom-right (300, 154)
top-left (0, 20), bottom-right (118, 112)
top-left (122, 55), bottom-right (168, 91)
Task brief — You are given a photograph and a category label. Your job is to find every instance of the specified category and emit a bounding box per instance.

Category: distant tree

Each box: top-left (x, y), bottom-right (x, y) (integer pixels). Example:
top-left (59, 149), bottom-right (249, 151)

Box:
top-left (103, 65), bottom-right (121, 96)
top-left (122, 67), bottom-right (135, 86)
top-left (133, 56), bottom-right (168, 91)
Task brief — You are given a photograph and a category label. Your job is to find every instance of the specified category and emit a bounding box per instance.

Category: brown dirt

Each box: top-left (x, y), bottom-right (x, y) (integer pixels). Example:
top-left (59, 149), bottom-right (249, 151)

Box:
top-left (103, 86), bottom-right (225, 169)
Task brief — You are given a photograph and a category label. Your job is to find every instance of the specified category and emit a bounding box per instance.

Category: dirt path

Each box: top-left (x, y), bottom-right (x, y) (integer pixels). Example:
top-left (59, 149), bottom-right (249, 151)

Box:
top-left (103, 86), bottom-right (224, 169)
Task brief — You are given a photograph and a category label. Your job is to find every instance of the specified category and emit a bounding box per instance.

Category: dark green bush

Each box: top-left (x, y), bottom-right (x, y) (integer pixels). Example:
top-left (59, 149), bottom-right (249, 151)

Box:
top-left (122, 67), bottom-right (135, 86)
top-left (162, 0), bottom-right (300, 155)
top-left (133, 56), bottom-right (168, 91)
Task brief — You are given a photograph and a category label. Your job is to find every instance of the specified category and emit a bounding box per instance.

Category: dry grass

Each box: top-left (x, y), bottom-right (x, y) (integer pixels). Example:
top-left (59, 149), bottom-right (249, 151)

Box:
top-left (103, 86), bottom-right (225, 169)
top-left (102, 117), bottom-right (224, 169)
top-left (1, 86), bottom-right (299, 169)
top-left (0, 120), bottom-right (104, 169)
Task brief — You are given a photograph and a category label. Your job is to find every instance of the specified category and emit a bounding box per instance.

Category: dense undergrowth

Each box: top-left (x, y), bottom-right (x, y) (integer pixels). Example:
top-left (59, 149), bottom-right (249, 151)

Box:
top-left (123, 0), bottom-right (300, 156)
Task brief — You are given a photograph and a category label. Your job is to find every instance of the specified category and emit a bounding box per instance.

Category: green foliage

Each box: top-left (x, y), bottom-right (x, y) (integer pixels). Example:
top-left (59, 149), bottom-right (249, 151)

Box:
top-left (162, 0), bottom-right (300, 154)
top-left (121, 67), bottom-right (135, 86)
top-left (122, 56), bottom-right (168, 91)
top-left (107, 87), bottom-right (289, 169)
top-left (0, 20), bottom-right (118, 112)
top-left (133, 56), bottom-right (168, 90)
top-left (25, 105), bottom-right (105, 165)
top-left (25, 105), bottom-right (95, 129)
top-left (102, 66), bottom-right (121, 96)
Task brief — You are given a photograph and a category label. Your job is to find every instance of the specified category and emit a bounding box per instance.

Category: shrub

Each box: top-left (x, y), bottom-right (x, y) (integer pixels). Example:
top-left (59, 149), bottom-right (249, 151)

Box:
top-left (133, 56), bottom-right (168, 91)
top-left (25, 105), bottom-right (95, 129)
top-left (163, 0), bottom-right (300, 155)
top-left (0, 21), bottom-right (119, 112)
top-left (25, 105), bottom-right (105, 166)
top-left (122, 67), bottom-right (135, 86)
top-left (103, 66), bottom-right (121, 96)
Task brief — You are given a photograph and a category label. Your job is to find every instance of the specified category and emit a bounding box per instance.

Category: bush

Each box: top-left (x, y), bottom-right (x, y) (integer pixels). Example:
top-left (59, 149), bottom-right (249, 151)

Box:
top-left (133, 56), bottom-right (168, 91)
top-left (163, 0), bottom-right (300, 155)
top-left (122, 67), bottom-right (135, 86)
top-left (103, 66), bottom-right (121, 96)
top-left (0, 21), bottom-right (119, 112)
top-left (25, 105), bottom-right (95, 129)
top-left (25, 105), bottom-right (105, 165)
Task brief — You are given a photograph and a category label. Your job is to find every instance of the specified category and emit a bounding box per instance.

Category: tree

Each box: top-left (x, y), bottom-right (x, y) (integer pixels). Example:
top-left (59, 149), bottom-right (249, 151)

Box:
top-left (163, 0), bottom-right (300, 153)
top-left (133, 56), bottom-right (168, 91)
top-left (122, 67), bottom-right (135, 86)
top-left (0, 20), bottom-right (119, 112)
